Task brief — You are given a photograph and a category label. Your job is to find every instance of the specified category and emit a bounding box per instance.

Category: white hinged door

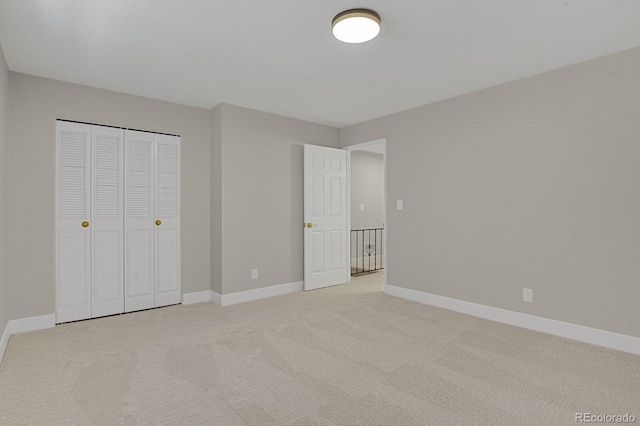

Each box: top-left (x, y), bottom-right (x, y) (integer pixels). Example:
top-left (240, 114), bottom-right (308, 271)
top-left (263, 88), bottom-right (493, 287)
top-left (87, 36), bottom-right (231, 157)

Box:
top-left (303, 145), bottom-right (348, 290)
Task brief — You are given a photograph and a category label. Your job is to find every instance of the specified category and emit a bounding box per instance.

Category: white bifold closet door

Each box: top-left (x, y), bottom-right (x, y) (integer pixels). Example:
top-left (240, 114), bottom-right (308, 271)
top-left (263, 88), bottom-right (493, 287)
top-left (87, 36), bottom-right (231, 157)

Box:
top-left (56, 121), bottom-right (124, 322)
top-left (124, 130), bottom-right (181, 312)
top-left (56, 122), bottom-right (180, 323)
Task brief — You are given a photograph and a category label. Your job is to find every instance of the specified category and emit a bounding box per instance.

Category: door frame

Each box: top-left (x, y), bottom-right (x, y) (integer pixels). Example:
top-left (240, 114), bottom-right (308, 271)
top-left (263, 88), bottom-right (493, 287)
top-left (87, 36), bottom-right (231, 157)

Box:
top-left (344, 138), bottom-right (387, 289)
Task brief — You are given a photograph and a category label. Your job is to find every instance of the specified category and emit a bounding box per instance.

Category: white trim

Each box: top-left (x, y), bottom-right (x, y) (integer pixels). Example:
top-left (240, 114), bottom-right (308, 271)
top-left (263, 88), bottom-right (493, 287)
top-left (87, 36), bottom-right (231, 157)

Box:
top-left (0, 321), bottom-right (10, 364)
top-left (211, 291), bottom-right (222, 306)
top-left (343, 139), bottom-right (387, 152)
top-left (221, 281), bottom-right (303, 307)
top-left (182, 290), bottom-right (212, 305)
top-left (385, 285), bottom-right (640, 356)
top-left (9, 314), bottom-right (56, 334)
top-left (181, 290), bottom-right (223, 306)
top-left (346, 149), bottom-right (351, 284)
top-left (0, 314), bottom-right (56, 365)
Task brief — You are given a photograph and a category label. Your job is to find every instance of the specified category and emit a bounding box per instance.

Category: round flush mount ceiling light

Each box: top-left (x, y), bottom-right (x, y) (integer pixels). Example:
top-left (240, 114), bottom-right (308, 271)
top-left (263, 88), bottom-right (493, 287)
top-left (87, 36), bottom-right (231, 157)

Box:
top-left (332, 9), bottom-right (381, 44)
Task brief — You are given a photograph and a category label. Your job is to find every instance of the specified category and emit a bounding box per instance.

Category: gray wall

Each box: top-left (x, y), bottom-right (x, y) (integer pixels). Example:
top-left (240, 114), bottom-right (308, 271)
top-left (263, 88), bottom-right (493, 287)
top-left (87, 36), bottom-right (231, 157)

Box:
top-left (218, 104), bottom-right (340, 294)
top-left (340, 47), bottom-right (640, 338)
top-left (350, 151), bottom-right (384, 230)
top-left (6, 73), bottom-right (212, 320)
top-left (211, 105), bottom-right (223, 295)
top-left (0, 45), bottom-right (8, 333)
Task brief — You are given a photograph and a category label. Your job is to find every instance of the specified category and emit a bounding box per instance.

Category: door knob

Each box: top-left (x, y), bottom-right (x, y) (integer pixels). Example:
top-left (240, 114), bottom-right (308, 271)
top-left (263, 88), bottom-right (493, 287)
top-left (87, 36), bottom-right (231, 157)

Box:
top-left (155, 220), bottom-right (162, 226)
top-left (82, 221), bottom-right (89, 228)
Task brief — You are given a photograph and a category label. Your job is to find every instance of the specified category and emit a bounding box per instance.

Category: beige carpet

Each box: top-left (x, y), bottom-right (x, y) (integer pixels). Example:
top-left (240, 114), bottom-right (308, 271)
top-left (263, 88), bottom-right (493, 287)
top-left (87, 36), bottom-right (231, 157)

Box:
top-left (1, 273), bottom-right (639, 425)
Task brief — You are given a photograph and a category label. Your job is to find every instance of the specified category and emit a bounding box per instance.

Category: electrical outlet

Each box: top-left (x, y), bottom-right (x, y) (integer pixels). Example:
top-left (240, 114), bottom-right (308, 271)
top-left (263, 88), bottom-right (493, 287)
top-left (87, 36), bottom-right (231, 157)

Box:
top-left (251, 269), bottom-right (258, 280)
top-left (523, 288), bottom-right (533, 303)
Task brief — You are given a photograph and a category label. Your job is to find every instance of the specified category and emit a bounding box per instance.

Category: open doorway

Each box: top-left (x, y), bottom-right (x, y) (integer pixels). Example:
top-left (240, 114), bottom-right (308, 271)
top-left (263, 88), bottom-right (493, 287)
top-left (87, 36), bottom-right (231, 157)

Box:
top-left (345, 139), bottom-right (387, 291)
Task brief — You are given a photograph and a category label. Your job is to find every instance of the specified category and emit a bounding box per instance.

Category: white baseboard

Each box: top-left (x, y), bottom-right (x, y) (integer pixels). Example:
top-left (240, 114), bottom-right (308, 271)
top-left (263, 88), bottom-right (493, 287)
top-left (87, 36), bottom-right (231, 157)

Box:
top-left (0, 314), bottom-right (56, 365)
top-left (211, 291), bottom-right (222, 306)
top-left (221, 281), bottom-right (303, 307)
top-left (182, 282), bottom-right (303, 308)
top-left (182, 290), bottom-right (213, 305)
top-left (385, 285), bottom-right (640, 356)
top-left (0, 321), bottom-right (10, 364)
top-left (9, 314), bottom-right (56, 334)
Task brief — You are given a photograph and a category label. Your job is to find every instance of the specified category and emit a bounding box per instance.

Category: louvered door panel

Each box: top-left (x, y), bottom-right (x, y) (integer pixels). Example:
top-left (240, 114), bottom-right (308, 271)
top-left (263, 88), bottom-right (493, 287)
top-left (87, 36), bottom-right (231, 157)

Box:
top-left (124, 130), bottom-right (155, 312)
top-left (94, 132), bottom-right (121, 218)
top-left (128, 140), bottom-right (152, 218)
top-left (155, 142), bottom-right (179, 218)
top-left (56, 121), bottom-right (91, 322)
top-left (154, 134), bottom-right (181, 307)
top-left (58, 130), bottom-right (89, 218)
top-left (91, 125), bottom-right (124, 318)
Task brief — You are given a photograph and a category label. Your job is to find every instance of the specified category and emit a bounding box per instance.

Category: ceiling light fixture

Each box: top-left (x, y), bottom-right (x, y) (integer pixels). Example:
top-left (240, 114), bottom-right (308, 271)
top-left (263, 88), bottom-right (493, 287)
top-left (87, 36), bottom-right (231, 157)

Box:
top-left (332, 9), bottom-right (381, 44)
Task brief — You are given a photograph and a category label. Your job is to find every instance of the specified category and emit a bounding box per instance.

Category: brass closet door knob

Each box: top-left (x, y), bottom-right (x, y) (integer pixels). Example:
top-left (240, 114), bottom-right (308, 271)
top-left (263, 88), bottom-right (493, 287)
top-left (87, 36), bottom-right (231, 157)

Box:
top-left (155, 220), bottom-right (162, 226)
top-left (82, 221), bottom-right (89, 228)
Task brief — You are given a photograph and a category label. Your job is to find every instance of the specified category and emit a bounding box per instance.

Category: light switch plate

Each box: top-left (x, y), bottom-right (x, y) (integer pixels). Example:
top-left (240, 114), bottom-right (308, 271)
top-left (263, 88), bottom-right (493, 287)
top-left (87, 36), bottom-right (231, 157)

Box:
top-left (397, 200), bottom-right (403, 210)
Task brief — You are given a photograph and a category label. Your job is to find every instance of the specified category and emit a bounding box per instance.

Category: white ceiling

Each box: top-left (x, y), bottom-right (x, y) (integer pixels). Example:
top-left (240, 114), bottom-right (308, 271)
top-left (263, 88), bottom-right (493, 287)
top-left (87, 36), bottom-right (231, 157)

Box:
top-left (1, 1), bottom-right (640, 128)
